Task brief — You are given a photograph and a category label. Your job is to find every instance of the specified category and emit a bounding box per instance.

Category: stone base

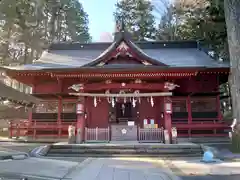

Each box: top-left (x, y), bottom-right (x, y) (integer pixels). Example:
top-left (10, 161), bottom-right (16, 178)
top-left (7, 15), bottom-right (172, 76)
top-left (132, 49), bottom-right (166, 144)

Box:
top-left (68, 136), bottom-right (76, 144)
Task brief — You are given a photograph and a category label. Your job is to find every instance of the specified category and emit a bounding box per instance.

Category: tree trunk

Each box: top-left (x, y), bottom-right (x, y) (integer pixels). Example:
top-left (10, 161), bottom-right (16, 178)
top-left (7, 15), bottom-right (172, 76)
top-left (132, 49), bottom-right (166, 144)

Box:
top-left (224, 0), bottom-right (240, 152)
top-left (1, 25), bottom-right (12, 65)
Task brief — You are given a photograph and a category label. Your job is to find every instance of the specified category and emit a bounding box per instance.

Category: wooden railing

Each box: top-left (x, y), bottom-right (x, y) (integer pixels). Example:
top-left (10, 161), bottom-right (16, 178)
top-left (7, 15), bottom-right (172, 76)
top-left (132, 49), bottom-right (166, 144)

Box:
top-left (85, 127), bottom-right (110, 142)
top-left (8, 119), bottom-right (230, 141)
top-left (8, 120), bottom-right (76, 139)
top-left (138, 128), bottom-right (164, 143)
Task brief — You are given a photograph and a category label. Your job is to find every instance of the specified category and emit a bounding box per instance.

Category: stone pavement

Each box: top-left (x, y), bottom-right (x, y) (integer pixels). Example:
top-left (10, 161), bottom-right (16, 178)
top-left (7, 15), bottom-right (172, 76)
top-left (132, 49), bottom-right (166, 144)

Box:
top-left (66, 157), bottom-right (181, 180)
top-left (0, 157), bottom-right (180, 180)
top-left (0, 157), bottom-right (79, 179)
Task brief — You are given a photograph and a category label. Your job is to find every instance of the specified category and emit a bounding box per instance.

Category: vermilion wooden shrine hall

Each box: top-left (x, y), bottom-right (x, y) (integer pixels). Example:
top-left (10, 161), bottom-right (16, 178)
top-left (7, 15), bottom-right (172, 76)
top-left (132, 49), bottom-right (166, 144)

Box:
top-left (4, 25), bottom-right (230, 142)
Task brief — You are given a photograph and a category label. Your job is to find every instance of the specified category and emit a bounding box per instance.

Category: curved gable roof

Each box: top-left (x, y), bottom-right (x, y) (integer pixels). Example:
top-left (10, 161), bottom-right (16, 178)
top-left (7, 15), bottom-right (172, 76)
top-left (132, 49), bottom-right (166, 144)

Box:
top-left (82, 31), bottom-right (168, 67)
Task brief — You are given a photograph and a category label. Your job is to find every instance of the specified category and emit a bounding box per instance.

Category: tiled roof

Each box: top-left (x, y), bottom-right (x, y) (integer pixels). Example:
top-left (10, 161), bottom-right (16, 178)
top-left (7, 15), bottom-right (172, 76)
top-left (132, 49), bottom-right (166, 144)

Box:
top-left (0, 81), bottom-right (39, 105)
top-left (2, 40), bottom-right (229, 71)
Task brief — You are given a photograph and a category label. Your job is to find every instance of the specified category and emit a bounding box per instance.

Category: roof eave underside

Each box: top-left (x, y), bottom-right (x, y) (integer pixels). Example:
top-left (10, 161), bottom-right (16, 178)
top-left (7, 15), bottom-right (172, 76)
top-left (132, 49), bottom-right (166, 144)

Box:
top-left (3, 66), bottom-right (230, 73)
top-left (0, 81), bottom-right (40, 104)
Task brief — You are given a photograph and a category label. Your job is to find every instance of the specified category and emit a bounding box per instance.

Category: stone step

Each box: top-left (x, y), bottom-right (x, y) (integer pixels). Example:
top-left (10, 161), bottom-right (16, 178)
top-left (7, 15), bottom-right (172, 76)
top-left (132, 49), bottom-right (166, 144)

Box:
top-left (47, 148), bottom-right (202, 155)
top-left (45, 153), bottom-right (202, 158)
top-left (49, 144), bottom-right (201, 150)
top-left (111, 138), bottom-right (138, 141)
top-left (190, 137), bottom-right (230, 143)
top-left (41, 144), bottom-right (203, 157)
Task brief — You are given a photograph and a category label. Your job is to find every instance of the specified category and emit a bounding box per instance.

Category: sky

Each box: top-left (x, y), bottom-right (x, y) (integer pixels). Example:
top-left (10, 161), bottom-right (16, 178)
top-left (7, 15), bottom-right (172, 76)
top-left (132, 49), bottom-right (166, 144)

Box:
top-left (78, 0), bottom-right (168, 42)
top-left (79, 0), bottom-right (117, 42)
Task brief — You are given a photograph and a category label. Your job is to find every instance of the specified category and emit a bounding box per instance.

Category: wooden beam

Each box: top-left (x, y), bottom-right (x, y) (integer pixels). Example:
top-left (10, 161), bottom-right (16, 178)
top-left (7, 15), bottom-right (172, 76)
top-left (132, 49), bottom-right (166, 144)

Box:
top-left (84, 82), bottom-right (166, 91)
top-left (69, 92), bottom-right (172, 97)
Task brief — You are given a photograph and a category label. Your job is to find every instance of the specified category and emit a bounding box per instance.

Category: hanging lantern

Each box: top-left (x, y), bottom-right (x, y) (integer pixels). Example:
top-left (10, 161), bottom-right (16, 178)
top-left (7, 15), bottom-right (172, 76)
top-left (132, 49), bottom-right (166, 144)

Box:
top-left (150, 96), bottom-right (154, 107)
top-left (76, 103), bottom-right (84, 114)
top-left (94, 97), bottom-right (97, 107)
top-left (165, 102), bottom-right (172, 114)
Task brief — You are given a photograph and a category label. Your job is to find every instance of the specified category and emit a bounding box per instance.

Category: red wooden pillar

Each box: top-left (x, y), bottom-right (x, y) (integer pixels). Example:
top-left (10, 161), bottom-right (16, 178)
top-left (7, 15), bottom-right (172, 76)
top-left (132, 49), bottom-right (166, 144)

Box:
top-left (29, 82), bottom-right (35, 136)
top-left (28, 108), bottom-right (33, 124)
top-left (57, 78), bottom-right (63, 137)
top-left (28, 108), bottom-right (33, 137)
top-left (57, 97), bottom-right (62, 138)
top-left (216, 76), bottom-right (222, 122)
top-left (187, 96), bottom-right (192, 137)
top-left (216, 95), bottom-right (222, 121)
top-left (164, 97), bottom-right (172, 140)
top-left (76, 97), bottom-right (86, 142)
top-left (30, 82), bottom-right (36, 125)
top-left (57, 98), bottom-right (62, 123)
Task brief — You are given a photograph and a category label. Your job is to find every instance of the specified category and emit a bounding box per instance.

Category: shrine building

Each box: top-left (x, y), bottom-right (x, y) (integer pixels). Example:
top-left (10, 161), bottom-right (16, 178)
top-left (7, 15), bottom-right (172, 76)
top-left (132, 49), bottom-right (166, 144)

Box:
top-left (3, 25), bottom-right (230, 142)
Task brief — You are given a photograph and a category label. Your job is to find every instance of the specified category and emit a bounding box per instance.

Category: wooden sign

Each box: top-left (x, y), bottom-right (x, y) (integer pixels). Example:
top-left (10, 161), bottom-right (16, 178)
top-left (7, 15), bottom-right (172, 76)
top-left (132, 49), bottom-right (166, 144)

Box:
top-left (128, 121), bottom-right (135, 126)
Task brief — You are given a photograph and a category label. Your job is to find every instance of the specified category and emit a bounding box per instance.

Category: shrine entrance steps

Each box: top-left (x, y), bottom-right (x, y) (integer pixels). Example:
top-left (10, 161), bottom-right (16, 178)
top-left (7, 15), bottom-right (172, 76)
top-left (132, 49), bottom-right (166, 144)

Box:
top-left (31, 142), bottom-right (203, 158)
top-left (178, 137), bottom-right (230, 144)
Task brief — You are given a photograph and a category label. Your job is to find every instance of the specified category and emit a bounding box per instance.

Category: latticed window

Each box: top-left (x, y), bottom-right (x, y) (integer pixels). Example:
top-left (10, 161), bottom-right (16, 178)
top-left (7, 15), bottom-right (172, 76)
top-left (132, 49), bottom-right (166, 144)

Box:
top-left (62, 101), bottom-right (76, 113)
top-left (34, 101), bottom-right (58, 113)
top-left (191, 98), bottom-right (217, 112)
top-left (172, 99), bottom-right (187, 112)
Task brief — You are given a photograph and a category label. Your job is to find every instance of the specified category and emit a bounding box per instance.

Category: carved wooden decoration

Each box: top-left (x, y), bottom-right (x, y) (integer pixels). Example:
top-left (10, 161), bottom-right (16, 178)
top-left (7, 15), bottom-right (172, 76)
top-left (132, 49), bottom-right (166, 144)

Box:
top-left (117, 42), bottom-right (129, 53)
top-left (68, 84), bottom-right (84, 92)
top-left (164, 82), bottom-right (179, 91)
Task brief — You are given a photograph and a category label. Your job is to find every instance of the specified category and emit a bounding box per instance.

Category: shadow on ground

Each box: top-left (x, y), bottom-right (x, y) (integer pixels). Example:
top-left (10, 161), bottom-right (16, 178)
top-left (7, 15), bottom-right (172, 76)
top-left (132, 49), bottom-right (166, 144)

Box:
top-left (181, 174), bottom-right (240, 180)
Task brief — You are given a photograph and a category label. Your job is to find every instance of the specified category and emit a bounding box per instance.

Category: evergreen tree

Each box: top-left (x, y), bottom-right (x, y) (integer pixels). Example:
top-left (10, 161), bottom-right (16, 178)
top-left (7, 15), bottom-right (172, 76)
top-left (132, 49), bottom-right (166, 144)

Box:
top-left (65, 0), bottom-right (91, 42)
top-left (0, 0), bottom-right (91, 66)
top-left (155, 0), bottom-right (228, 60)
top-left (114, 0), bottom-right (156, 41)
